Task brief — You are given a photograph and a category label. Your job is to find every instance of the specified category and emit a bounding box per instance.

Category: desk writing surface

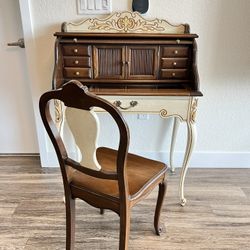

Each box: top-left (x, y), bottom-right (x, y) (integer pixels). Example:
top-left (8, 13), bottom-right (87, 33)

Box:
top-left (89, 86), bottom-right (202, 96)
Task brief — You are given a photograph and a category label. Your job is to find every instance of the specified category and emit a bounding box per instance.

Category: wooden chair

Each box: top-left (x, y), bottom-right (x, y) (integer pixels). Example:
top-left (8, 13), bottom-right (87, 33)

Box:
top-left (39, 80), bottom-right (168, 250)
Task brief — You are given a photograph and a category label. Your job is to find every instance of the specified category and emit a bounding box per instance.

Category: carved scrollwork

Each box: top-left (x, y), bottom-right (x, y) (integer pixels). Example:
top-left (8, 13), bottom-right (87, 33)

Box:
top-left (63, 11), bottom-right (187, 34)
top-left (190, 98), bottom-right (198, 123)
top-left (159, 109), bottom-right (168, 118)
top-left (54, 99), bottom-right (63, 130)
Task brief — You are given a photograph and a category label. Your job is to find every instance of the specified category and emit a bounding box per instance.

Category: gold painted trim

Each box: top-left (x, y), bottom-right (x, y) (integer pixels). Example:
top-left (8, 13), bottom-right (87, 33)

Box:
top-left (190, 98), bottom-right (198, 123)
top-left (63, 11), bottom-right (186, 34)
top-left (54, 99), bottom-right (63, 131)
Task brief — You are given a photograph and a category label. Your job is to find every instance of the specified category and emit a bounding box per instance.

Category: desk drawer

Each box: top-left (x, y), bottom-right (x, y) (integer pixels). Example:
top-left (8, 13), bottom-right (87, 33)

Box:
top-left (162, 46), bottom-right (189, 57)
top-left (161, 58), bottom-right (188, 69)
top-left (63, 68), bottom-right (92, 78)
top-left (95, 96), bottom-right (190, 120)
top-left (62, 45), bottom-right (91, 56)
top-left (161, 69), bottom-right (188, 79)
top-left (63, 56), bottom-right (91, 67)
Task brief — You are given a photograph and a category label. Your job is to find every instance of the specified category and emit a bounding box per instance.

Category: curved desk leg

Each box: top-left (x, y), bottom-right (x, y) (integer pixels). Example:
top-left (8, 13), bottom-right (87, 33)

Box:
top-left (179, 98), bottom-right (198, 206)
top-left (169, 117), bottom-right (180, 174)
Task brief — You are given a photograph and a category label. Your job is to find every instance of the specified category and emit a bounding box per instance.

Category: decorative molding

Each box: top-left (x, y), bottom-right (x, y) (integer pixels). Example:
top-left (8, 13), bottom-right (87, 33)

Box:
top-left (62, 11), bottom-right (187, 34)
top-left (190, 98), bottom-right (198, 123)
top-left (159, 109), bottom-right (168, 118)
top-left (54, 99), bottom-right (63, 130)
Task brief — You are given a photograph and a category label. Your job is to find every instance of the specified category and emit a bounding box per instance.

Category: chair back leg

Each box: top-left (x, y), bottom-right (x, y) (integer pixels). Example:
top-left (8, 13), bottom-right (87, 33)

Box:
top-left (154, 180), bottom-right (167, 235)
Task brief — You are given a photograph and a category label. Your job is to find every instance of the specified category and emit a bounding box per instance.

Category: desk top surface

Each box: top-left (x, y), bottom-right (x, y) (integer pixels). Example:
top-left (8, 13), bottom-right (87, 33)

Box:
top-left (89, 86), bottom-right (202, 96)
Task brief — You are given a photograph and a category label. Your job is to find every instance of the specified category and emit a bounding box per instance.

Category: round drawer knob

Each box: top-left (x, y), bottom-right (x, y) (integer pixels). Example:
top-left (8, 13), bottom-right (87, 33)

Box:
top-left (73, 38), bottom-right (78, 42)
top-left (172, 72), bottom-right (176, 77)
top-left (173, 62), bottom-right (177, 66)
top-left (174, 50), bottom-right (178, 55)
top-left (74, 49), bottom-right (78, 53)
top-left (75, 71), bottom-right (80, 76)
top-left (74, 60), bottom-right (79, 65)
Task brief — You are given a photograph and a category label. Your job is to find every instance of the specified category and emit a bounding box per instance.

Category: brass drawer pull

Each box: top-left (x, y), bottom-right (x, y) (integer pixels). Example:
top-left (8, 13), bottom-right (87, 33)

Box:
top-left (173, 62), bottom-right (177, 66)
top-left (74, 49), bottom-right (78, 53)
top-left (113, 100), bottom-right (138, 110)
top-left (172, 72), bottom-right (176, 77)
top-left (75, 71), bottom-right (80, 76)
top-left (74, 60), bottom-right (79, 64)
top-left (174, 50), bottom-right (178, 55)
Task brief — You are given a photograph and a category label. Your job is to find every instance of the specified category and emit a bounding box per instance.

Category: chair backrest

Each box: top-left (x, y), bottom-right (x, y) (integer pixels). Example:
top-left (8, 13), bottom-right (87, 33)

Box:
top-left (39, 80), bottom-right (130, 195)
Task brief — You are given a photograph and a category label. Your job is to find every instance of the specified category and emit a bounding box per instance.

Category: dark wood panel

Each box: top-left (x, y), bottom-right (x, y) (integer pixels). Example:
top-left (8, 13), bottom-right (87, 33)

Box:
top-left (62, 45), bottom-right (91, 56)
top-left (63, 67), bottom-right (92, 78)
top-left (128, 46), bottom-right (158, 79)
top-left (161, 69), bottom-right (188, 79)
top-left (63, 56), bottom-right (91, 67)
top-left (162, 46), bottom-right (189, 57)
top-left (161, 58), bottom-right (188, 69)
top-left (93, 46), bottom-right (125, 79)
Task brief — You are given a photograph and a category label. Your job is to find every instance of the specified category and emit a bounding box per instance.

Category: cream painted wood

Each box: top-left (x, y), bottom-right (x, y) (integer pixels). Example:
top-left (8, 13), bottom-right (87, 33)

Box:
top-left (65, 107), bottom-right (101, 171)
top-left (180, 119), bottom-right (197, 206)
top-left (57, 95), bottom-right (198, 205)
top-left (169, 117), bottom-right (181, 173)
top-left (94, 96), bottom-right (190, 121)
top-left (63, 11), bottom-right (187, 34)
top-left (96, 95), bottom-right (198, 206)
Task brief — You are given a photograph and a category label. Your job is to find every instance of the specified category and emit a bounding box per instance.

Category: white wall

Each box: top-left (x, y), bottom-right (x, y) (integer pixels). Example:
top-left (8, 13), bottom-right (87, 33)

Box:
top-left (24, 0), bottom-right (250, 167)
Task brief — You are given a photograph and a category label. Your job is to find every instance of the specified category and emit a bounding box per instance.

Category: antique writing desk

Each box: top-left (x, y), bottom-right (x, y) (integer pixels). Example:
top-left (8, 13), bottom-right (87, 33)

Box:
top-left (53, 12), bottom-right (202, 206)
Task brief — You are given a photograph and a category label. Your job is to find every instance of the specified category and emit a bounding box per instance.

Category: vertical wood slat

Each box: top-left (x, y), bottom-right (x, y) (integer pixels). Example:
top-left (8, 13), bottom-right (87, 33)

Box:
top-left (130, 49), bottom-right (154, 75)
top-left (97, 47), bottom-right (123, 77)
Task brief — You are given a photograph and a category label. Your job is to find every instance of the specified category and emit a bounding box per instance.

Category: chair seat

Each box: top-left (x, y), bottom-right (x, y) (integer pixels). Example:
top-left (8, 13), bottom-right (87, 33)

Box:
top-left (70, 147), bottom-right (167, 199)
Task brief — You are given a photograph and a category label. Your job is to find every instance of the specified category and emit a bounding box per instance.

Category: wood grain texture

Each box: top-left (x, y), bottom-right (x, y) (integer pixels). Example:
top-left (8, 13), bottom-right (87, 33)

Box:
top-left (1, 157), bottom-right (250, 249)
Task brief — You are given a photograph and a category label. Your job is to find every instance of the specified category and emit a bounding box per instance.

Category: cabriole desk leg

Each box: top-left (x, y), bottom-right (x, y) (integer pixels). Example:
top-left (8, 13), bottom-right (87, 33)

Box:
top-left (179, 98), bottom-right (198, 206)
top-left (169, 117), bottom-right (180, 174)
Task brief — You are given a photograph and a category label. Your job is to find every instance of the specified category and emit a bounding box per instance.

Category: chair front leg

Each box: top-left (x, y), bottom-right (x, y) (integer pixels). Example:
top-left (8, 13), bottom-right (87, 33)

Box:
top-left (119, 208), bottom-right (131, 250)
top-left (65, 195), bottom-right (76, 250)
top-left (154, 179), bottom-right (167, 235)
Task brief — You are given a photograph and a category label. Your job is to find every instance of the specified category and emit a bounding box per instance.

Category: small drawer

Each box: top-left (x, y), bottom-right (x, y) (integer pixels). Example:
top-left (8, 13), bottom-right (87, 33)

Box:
top-left (162, 46), bottom-right (189, 57)
top-left (63, 57), bottom-right (91, 67)
top-left (63, 68), bottom-right (92, 78)
top-left (161, 58), bottom-right (188, 69)
top-left (161, 69), bottom-right (188, 79)
top-left (62, 45), bottom-right (91, 56)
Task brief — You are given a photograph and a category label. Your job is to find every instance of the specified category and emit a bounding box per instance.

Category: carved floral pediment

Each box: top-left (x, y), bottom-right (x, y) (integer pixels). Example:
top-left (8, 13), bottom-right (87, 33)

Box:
top-left (62, 11), bottom-right (188, 34)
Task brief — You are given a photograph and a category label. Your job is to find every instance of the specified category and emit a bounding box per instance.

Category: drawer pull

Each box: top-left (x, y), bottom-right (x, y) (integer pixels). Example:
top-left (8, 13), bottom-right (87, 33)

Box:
top-left (172, 72), bottom-right (176, 77)
top-left (73, 38), bottom-right (77, 42)
top-left (74, 60), bottom-right (79, 65)
top-left (173, 62), bottom-right (177, 66)
top-left (113, 100), bottom-right (138, 110)
top-left (174, 50), bottom-right (178, 55)
top-left (75, 71), bottom-right (80, 76)
top-left (74, 49), bottom-right (78, 53)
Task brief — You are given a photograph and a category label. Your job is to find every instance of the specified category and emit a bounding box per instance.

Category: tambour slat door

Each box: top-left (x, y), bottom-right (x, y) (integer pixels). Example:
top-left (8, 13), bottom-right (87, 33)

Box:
top-left (127, 46), bottom-right (158, 80)
top-left (93, 45), bottom-right (125, 79)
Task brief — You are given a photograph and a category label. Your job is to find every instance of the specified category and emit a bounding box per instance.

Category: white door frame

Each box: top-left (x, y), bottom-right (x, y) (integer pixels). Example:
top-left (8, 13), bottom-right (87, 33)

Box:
top-left (19, 0), bottom-right (56, 167)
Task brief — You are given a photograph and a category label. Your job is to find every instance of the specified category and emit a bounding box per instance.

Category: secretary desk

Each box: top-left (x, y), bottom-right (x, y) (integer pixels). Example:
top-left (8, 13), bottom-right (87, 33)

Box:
top-left (52, 11), bottom-right (202, 206)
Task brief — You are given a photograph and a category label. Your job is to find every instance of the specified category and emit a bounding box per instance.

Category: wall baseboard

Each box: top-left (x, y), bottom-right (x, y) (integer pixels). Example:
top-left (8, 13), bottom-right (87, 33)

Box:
top-left (42, 150), bottom-right (250, 168)
top-left (0, 153), bottom-right (39, 157)
top-left (132, 151), bottom-right (250, 168)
